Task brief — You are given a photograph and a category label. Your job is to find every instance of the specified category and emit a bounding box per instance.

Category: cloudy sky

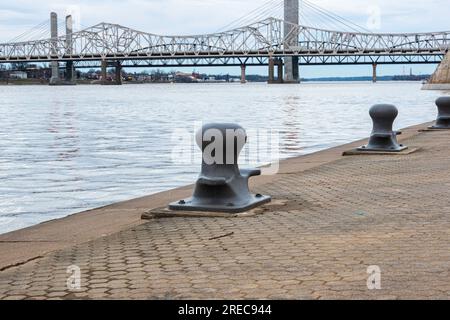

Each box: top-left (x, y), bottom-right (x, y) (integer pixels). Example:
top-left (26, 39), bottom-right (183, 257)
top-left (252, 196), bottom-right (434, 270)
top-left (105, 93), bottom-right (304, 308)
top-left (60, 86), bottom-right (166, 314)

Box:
top-left (0, 0), bottom-right (448, 77)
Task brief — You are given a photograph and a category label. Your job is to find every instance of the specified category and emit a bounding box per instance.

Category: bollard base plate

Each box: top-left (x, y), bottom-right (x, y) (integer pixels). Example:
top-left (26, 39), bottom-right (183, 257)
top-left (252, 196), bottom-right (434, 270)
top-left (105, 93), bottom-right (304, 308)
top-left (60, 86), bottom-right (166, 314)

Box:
top-left (419, 128), bottom-right (450, 132)
top-left (419, 128), bottom-right (449, 132)
top-left (356, 145), bottom-right (408, 152)
top-left (168, 195), bottom-right (271, 214)
top-left (143, 199), bottom-right (286, 220)
top-left (425, 126), bottom-right (450, 131)
top-left (343, 147), bottom-right (419, 156)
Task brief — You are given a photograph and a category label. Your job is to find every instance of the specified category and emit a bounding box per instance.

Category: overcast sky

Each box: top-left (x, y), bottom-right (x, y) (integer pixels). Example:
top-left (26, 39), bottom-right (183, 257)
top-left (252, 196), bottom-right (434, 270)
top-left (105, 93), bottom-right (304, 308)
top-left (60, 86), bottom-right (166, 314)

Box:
top-left (0, 0), bottom-right (448, 77)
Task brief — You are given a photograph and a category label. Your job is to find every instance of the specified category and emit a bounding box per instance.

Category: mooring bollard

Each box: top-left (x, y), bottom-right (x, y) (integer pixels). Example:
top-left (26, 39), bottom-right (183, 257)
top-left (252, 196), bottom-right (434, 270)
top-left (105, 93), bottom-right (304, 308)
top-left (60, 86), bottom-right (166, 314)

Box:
top-left (169, 123), bottom-right (271, 213)
top-left (430, 96), bottom-right (450, 129)
top-left (358, 104), bottom-right (408, 152)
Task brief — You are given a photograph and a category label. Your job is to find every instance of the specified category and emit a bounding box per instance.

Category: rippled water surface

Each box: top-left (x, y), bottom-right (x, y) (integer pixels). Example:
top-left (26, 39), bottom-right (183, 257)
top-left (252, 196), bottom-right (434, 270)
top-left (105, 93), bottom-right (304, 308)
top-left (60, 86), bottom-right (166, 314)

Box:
top-left (0, 82), bottom-right (445, 234)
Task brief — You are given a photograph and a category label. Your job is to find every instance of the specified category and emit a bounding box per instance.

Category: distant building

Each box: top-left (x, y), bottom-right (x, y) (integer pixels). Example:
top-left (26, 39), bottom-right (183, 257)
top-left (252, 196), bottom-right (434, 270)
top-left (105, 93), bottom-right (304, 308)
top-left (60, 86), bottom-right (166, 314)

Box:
top-left (26, 67), bottom-right (51, 79)
top-left (174, 72), bottom-right (198, 83)
top-left (0, 65), bottom-right (52, 81)
top-left (85, 72), bottom-right (100, 80)
top-left (9, 71), bottom-right (27, 79)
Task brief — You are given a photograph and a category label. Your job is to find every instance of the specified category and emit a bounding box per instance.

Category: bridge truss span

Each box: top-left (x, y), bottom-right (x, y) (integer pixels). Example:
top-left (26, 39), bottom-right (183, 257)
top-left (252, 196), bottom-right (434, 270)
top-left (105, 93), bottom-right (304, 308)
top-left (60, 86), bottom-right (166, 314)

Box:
top-left (0, 17), bottom-right (449, 64)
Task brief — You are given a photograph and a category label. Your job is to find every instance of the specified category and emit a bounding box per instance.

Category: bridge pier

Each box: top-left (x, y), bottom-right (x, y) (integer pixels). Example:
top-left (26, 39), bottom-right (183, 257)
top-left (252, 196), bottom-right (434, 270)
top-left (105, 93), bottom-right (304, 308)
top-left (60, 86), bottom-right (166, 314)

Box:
top-left (283, 0), bottom-right (300, 83)
top-left (423, 51), bottom-right (450, 90)
top-left (64, 15), bottom-right (76, 84)
top-left (268, 58), bottom-right (284, 84)
top-left (101, 60), bottom-right (108, 84)
top-left (49, 13), bottom-right (76, 85)
top-left (100, 60), bottom-right (123, 85)
top-left (49, 12), bottom-right (60, 85)
top-left (240, 65), bottom-right (247, 84)
top-left (65, 61), bottom-right (75, 82)
top-left (268, 58), bottom-right (275, 83)
top-left (372, 63), bottom-right (377, 83)
top-left (115, 61), bottom-right (123, 85)
top-left (277, 58), bottom-right (284, 82)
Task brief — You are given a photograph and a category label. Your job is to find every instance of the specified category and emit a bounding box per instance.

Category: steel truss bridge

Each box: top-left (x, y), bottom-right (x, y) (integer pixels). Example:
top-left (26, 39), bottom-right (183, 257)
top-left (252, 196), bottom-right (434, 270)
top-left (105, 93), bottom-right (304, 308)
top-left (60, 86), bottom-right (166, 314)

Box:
top-left (73, 55), bottom-right (445, 69)
top-left (0, 17), bottom-right (449, 67)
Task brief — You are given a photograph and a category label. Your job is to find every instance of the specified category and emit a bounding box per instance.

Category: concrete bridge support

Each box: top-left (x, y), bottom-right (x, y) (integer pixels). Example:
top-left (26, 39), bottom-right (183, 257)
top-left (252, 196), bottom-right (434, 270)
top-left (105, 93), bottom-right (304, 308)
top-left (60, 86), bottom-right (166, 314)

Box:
top-left (277, 58), bottom-right (284, 81)
top-left (65, 15), bottom-right (76, 84)
top-left (422, 51), bottom-right (450, 90)
top-left (49, 13), bottom-right (76, 85)
top-left (284, 0), bottom-right (300, 83)
top-left (372, 63), bottom-right (377, 83)
top-left (65, 61), bottom-right (75, 82)
top-left (240, 65), bottom-right (247, 84)
top-left (100, 60), bottom-right (123, 85)
top-left (49, 12), bottom-right (60, 85)
top-left (268, 58), bottom-right (275, 82)
top-left (115, 61), bottom-right (123, 85)
top-left (268, 58), bottom-right (284, 84)
top-left (101, 60), bottom-right (108, 84)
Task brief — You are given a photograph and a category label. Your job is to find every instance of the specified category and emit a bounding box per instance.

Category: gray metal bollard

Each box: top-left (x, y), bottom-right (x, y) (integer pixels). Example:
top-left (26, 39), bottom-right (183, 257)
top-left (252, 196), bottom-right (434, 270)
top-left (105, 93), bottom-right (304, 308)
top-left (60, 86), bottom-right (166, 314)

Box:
top-left (430, 96), bottom-right (450, 129)
top-left (358, 104), bottom-right (408, 152)
top-left (169, 123), bottom-right (271, 213)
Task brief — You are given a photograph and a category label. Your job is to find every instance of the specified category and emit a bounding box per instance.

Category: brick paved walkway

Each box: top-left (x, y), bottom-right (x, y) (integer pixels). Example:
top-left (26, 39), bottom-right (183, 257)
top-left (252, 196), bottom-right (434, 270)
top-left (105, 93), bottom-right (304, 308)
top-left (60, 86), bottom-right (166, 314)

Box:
top-left (1, 130), bottom-right (449, 300)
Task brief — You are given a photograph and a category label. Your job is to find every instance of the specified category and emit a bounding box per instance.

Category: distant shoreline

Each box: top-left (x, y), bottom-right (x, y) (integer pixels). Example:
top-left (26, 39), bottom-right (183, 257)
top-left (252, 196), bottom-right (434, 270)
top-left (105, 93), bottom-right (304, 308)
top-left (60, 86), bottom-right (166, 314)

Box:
top-left (0, 78), bottom-right (427, 86)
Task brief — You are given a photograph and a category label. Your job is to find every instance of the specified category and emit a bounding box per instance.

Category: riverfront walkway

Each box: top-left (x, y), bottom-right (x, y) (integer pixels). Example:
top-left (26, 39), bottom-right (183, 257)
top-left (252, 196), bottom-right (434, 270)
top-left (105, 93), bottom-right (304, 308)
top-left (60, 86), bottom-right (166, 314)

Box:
top-left (0, 124), bottom-right (449, 299)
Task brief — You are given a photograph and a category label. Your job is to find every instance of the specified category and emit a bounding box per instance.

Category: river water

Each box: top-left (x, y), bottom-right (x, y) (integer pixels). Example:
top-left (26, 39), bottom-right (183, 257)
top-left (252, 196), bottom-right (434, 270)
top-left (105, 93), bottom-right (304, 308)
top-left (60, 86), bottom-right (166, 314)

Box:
top-left (0, 82), bottom-right (445, 234)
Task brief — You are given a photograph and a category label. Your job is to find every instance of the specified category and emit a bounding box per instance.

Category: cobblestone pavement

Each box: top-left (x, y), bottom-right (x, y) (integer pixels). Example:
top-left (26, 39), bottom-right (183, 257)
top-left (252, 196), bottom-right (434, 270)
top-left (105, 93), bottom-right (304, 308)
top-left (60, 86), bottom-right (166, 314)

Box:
top-left (1, 131), bottom-right (450, 300)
